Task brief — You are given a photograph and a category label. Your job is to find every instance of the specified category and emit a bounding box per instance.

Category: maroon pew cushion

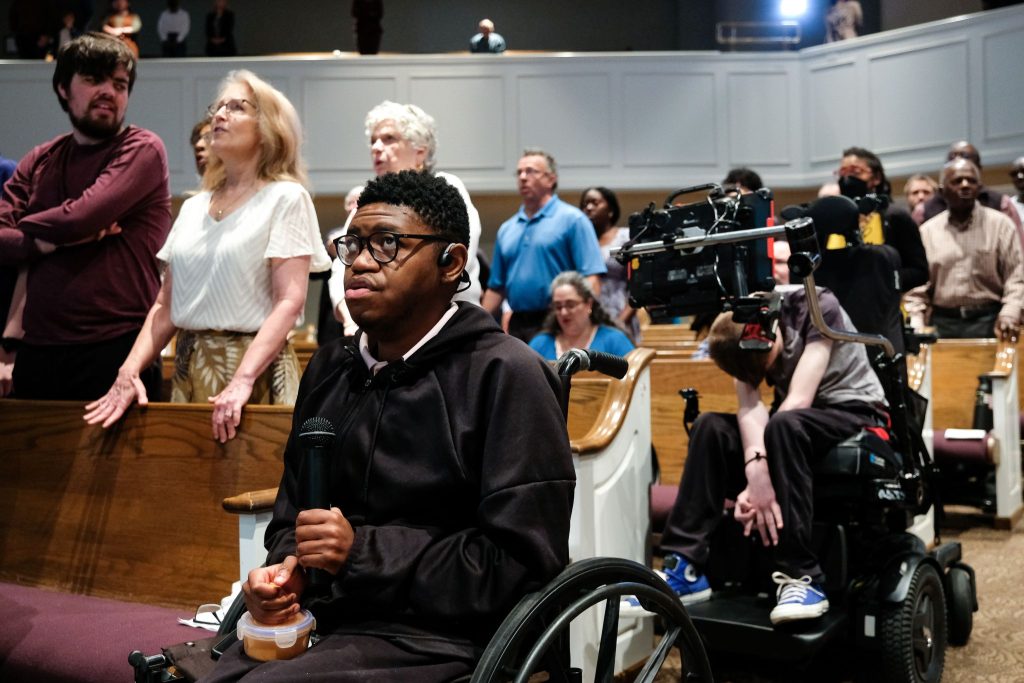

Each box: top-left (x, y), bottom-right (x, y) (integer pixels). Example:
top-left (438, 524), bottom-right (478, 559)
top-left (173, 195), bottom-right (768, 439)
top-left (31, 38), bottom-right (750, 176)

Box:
top-left (650, 483), bottom-right (677, 534)
top-left (932, 432), bottom-right (993, 467)
top-left (0, 582), bottom-right (202, 683)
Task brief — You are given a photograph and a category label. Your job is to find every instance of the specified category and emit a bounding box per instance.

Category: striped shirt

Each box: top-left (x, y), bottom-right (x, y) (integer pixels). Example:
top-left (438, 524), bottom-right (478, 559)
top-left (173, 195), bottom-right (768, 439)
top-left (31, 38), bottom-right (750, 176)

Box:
top-left (905, 203), bottom-right (1024, 326)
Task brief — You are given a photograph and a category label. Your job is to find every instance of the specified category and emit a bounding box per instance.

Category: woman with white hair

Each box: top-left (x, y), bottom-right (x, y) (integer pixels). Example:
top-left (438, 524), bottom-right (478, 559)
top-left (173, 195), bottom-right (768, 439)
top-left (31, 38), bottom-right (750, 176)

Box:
top-left (86, 69), bottom-right (331, 442)
top-left (330, 101), bottom-right (483, 334)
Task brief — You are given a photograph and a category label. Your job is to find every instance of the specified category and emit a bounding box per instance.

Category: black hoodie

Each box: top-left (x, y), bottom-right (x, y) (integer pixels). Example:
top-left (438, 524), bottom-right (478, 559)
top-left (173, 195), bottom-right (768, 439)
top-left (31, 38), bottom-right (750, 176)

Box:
top-left (265, 302), bottom-right (576, 658)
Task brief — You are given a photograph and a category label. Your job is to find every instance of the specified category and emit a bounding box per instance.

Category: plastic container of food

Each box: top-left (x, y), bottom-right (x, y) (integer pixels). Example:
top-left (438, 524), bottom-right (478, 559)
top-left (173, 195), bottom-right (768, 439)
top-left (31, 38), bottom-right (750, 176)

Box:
top-left (237, 610), bottom-right (315, 661)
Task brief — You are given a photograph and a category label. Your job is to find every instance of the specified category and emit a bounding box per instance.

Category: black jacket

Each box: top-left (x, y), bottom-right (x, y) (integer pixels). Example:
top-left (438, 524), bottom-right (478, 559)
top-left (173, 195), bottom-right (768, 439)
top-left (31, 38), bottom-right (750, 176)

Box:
top-left (266, 303), bottom-right (576, 657)
top-left (883, 205), bottom-right (929, 292)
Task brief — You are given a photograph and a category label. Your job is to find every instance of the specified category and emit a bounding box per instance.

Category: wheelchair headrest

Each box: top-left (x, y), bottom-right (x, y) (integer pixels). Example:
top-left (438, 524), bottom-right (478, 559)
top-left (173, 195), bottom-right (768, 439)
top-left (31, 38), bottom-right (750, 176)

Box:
top-left (778, 195), bottom-right (859, 244)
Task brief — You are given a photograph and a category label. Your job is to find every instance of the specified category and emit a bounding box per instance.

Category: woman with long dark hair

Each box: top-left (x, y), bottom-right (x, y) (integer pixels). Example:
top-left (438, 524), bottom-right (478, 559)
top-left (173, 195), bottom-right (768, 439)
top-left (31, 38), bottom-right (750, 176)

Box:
top-left (580, 186), bottom-right (639, 341)
top-left (528, 271), bottom-right (633, 361)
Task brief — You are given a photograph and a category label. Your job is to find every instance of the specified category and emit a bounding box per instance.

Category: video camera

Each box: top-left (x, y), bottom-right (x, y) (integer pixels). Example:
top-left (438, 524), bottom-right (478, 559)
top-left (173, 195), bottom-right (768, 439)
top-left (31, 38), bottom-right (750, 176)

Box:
top-left (617, 184), bottom-right (777, 323)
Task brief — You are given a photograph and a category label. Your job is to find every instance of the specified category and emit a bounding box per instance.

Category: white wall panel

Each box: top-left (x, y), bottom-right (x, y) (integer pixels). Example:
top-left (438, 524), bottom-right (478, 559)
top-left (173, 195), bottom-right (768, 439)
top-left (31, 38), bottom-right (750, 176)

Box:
top-left (806, 61), bottom-right (858, 165)
top-left (2, 5), bottom-right (1022, 194)
top-left (727, 72), bottom-right (791, 167)
top-left (129, 78), bottom-right (187, 174)
top-left (982, 28), bottom-right (1024, 141)
top-left (1, 74), bottom-right (72, 157)
top-left (301, 77), bottom-right (396, 173)
top-left (868, 41), bottom-right (969, 155)
top-left (621, 73), bottom-right (717, 167)
top-left (409, 76), bottom-right (506, 171)
top-left (517, 74), bottom-right (612, 168)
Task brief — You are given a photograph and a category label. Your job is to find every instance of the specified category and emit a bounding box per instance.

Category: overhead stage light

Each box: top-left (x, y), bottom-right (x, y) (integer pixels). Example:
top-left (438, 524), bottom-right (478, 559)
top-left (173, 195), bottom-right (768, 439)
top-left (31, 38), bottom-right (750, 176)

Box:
top-left (779, 0), bottom-right (809, 18)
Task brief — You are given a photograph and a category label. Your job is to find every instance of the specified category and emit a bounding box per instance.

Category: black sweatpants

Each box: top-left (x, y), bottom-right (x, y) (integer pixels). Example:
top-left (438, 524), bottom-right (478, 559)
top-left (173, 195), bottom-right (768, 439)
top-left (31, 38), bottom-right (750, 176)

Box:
top-left (660, 404), bottom-right (883, 581)
top-left (200, 632), bottom-right (475, 683)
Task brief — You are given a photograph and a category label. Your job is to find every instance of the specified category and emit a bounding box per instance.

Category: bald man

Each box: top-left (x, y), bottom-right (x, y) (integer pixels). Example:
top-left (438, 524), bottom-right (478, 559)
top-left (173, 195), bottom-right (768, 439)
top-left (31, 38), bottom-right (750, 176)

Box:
top-left (915, 141), bottom-right (1021, 236)
top-left (906, 158), bottom-right (1024, 340)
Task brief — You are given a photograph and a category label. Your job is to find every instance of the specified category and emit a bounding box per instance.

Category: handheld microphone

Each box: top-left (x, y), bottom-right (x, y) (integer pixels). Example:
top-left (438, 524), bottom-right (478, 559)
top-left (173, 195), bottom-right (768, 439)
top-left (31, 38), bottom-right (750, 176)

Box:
top-left (298, 416), bottom-right (336, 589)
top-left (555, 348), bottom-right (629, 379)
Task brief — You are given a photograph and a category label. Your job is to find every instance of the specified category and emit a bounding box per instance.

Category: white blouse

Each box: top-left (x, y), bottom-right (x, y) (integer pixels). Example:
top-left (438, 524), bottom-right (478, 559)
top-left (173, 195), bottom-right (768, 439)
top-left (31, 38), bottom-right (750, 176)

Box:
top-left (157, 181), bottom-right (331, 332)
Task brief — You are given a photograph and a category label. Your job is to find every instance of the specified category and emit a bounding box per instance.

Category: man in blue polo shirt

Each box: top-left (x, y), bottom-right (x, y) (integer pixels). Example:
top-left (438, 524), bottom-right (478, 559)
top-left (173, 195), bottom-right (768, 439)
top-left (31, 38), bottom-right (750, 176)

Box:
top-left (482, 148), bottom-right (606, 343)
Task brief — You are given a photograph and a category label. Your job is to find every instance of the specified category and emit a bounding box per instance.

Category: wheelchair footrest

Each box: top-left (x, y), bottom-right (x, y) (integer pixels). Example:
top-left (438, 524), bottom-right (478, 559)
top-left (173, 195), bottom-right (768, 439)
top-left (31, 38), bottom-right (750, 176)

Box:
top-left (687, 591), bottom-right (848, 661)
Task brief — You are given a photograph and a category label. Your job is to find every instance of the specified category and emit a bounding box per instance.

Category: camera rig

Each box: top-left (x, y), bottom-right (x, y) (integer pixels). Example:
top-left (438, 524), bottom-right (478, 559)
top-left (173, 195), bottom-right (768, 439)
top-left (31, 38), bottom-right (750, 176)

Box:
top-left (614, 186), bottom-right (919, 474)
top-left (615, 184), bottom-right (783, 345)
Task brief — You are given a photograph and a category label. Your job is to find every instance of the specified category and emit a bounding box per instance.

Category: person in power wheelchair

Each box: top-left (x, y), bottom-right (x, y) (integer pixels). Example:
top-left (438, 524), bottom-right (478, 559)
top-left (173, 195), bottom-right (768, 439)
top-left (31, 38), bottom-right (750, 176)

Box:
top-left (200, 170), bottom-right (577, 682)
top-left (623, 286), bottom-right (889, 625)
top-left (615, 187), bottom-right (975, 682)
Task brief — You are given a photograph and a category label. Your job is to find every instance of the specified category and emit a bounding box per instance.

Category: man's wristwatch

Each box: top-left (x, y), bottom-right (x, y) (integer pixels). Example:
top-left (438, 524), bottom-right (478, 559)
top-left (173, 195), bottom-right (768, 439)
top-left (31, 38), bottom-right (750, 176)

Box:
top-left (0, 337), bottom-right (23, 353)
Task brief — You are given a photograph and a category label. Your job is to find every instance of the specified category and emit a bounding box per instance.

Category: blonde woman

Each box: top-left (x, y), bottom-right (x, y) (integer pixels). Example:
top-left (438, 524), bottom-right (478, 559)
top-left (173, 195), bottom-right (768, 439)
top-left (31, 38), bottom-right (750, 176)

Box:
top-left (86, 70), bottom-right (330, 442)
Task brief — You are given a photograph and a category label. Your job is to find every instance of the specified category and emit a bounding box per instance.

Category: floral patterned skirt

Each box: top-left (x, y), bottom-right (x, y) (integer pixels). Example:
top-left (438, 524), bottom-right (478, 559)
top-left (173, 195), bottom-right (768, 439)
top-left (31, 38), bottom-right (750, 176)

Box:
top-left (171, 330), bottom-right (300, 405)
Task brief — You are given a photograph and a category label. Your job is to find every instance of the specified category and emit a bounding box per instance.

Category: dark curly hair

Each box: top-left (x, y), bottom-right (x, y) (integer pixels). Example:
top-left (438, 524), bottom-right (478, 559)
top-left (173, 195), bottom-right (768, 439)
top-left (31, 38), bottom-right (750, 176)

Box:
top-left (53, 33), bottom-right (137, 113)
top-left (357, 170), bottom-right (470, 247)
top-left (842, 146), bottom-right (891, 196)
top-left (722, 167), bottom-right (763, 193)
top-left (537, 271), bottom-right (625, 338)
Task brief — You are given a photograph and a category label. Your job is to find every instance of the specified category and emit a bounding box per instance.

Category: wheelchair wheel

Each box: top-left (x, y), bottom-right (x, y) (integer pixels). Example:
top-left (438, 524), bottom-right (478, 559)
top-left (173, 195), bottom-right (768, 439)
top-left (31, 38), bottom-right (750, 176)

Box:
top-left (878, 562), bottom-right (946, 683)
top-left (945, 566), bottom-right (974, 647)
top-left (470, 557), bottom-right (713, 683)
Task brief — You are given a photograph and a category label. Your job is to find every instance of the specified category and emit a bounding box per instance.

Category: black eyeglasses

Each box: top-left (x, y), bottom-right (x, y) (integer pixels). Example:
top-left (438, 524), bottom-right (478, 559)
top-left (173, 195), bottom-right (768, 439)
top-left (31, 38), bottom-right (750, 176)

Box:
top-left (334, 232), bottom-right (449, 266)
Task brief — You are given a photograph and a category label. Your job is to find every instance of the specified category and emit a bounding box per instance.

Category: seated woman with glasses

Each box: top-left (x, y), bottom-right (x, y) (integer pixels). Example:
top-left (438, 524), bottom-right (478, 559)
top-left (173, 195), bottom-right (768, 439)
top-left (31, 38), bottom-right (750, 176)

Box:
top-left (528, 271), bottom-right (634, 361)
top-left (85, 69), bottom-right (331, 443)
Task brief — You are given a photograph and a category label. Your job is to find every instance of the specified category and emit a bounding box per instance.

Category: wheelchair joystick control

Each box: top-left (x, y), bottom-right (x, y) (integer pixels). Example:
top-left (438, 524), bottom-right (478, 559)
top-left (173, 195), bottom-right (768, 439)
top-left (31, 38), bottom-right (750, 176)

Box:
top-left (299, 417), bottom-right (336, 589)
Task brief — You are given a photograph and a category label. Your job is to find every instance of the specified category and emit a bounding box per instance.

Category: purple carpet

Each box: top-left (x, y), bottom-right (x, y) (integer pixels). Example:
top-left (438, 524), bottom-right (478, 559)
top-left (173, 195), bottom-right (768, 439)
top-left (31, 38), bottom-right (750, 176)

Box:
top-left (0, 582), bottom-right (205, 683)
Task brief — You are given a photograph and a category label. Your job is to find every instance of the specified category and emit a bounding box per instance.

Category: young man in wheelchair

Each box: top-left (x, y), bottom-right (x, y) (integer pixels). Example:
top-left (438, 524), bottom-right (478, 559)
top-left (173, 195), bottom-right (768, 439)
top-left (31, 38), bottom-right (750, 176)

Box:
top-left (624, 286), bottom-right (888, 625)
top-left (201, 170), bottom-right (576, 682)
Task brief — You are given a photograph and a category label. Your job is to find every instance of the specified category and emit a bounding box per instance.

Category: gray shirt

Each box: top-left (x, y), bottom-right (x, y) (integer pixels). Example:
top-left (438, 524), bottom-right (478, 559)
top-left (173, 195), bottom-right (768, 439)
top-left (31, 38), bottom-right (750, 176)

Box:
top-left (767, 285), bottom-right (887, 411)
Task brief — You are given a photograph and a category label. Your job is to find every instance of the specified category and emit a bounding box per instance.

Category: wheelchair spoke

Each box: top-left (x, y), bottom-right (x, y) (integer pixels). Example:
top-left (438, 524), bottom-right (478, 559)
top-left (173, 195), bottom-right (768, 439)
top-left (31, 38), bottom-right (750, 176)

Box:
top-left (634, 625), bottom-right (680, 683)
top-left (594, 598), bottom-right (619, 683)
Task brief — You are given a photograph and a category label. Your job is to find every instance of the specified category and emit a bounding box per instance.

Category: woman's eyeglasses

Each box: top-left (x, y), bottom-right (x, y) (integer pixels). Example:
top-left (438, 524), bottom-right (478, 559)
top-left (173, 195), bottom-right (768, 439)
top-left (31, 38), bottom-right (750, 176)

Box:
top-left (551, 299), bottom-right (584, 313)
top-left (207, 98), bottom-right (257, 118)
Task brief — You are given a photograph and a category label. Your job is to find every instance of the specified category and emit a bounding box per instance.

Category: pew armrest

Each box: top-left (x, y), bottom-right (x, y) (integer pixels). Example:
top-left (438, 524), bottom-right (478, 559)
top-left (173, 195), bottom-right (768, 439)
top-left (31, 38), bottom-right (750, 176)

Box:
top-left (223, 487), bottom-right (278, 515)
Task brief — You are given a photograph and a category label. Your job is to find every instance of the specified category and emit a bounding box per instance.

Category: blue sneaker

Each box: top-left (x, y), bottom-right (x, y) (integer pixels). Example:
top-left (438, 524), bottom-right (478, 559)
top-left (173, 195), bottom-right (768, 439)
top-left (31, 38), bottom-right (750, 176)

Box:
top-left (769, 572), bottom-right (829, 625)
top-left (620, 554), bottom-right (711, 618)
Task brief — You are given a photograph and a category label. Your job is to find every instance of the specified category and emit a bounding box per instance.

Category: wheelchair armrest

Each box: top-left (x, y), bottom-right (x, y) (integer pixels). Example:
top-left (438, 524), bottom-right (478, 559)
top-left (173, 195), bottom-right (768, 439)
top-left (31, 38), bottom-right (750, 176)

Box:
top-left (222, 487), bottom-right (278, 514)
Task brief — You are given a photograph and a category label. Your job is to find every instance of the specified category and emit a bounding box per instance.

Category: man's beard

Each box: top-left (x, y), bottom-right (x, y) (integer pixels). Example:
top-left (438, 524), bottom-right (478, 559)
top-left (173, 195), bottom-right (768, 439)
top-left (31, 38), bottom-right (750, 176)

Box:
top-left (69, 108), bottom-right (124, 141)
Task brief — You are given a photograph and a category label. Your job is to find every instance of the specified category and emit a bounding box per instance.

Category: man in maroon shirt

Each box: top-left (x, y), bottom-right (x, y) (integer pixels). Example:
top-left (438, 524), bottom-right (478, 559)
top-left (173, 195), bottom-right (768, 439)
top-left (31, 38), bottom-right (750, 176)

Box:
top-left (0, 32), bottom-right (171, 400)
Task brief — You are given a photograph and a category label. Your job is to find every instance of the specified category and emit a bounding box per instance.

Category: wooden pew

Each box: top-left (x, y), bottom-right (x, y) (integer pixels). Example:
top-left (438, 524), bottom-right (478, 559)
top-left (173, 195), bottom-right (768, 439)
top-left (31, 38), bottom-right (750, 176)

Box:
top-left (649, 350), bottom-right (774, 487)
top-left (0, 400), bottom-right (290, 610)
top-left (638, 322), bottom-right (701, 354)
top-left (928, 339), bottom-right (1022, 528)
top-left (639, 323), bottom-right (696, 344)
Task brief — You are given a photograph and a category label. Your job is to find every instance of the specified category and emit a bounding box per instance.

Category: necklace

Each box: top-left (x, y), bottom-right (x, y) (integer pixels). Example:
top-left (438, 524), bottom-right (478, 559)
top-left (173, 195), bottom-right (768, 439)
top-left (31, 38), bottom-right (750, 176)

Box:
top-left (211, 181), bottom-right (259, 220)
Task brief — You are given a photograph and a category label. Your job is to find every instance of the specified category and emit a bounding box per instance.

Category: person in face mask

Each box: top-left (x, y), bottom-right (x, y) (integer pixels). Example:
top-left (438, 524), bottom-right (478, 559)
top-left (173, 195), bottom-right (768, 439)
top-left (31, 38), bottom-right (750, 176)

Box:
top-left (834, 146), bottom-right (929, 292)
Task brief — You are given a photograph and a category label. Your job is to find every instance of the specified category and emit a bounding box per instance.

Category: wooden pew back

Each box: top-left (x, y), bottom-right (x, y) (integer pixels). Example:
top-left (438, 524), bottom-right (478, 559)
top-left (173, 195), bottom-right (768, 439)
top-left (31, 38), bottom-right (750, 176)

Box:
top-left (930, 339), bottom-right (1012, 430)
top-left (0, 401), bottom-right (289, 610)
top-left (650, 350), bottom-right (774, 487)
